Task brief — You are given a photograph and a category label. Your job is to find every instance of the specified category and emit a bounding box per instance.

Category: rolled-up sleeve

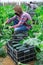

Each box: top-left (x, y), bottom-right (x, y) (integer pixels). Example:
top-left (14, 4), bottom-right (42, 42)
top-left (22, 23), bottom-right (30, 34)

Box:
top-left (28, 14), bottom-right (32, 20)
top-left (20, 14), bottom-right (32, 23)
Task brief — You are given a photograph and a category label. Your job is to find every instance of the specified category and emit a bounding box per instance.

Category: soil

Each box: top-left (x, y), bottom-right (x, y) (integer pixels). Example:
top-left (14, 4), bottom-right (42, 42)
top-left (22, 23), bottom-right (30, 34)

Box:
top-left (0, 55), bottom-right (35, 65)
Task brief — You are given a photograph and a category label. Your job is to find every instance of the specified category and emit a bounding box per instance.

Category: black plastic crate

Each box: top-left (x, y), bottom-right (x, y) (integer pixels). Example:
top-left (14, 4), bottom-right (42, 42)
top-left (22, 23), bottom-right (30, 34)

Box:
top-left (12, 32), bottom-right (28, 39)
top-left (7, 42), bottom-right (36, 64)
top-left (21, 56), bottom-right (36, 63)
top-left (7, 32), bottom-right (36, 65)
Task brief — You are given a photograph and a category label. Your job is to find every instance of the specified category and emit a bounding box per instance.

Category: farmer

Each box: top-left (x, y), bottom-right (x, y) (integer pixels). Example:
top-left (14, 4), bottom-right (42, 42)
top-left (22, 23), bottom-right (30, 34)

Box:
top-left (26, 2), bottom-right (38, 11)
top-left (29, 2), bottom-right (38, 10)
top-left (26, 2), bottom-right (38, 24)
top-left (5, 5), bottom-right (32, 32)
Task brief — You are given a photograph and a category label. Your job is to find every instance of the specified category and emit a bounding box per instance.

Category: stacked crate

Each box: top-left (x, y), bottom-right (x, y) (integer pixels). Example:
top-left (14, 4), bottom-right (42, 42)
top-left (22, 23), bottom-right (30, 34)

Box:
top-left (7, 32), bottom-right (36, 65)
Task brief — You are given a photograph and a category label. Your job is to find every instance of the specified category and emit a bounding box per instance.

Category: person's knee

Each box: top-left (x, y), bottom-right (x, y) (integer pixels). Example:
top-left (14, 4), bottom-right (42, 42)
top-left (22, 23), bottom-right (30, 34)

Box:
top-left (14, 28), bottom-right (19, 32)
top-left (14, 27), bottom-right (28, 32)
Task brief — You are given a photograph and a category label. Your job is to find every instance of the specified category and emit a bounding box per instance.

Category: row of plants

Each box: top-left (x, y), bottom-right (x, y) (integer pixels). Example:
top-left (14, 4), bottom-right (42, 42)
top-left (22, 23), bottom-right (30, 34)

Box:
top-left (19, 5), bottom-right (43, 65)
top-left (0, 5), bottom-right (14, 57)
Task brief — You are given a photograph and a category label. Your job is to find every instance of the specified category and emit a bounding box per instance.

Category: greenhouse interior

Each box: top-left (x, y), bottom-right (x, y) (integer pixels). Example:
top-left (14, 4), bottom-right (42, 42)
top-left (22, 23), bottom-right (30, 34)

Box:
top-left (0, 0), bottom-right (43, 65)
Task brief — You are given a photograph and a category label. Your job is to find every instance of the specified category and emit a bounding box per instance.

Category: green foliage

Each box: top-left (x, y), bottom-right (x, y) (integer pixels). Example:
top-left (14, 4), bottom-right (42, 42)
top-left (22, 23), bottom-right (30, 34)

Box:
top-left (0, 47), bottom-right (7, 58)
top-left (37, 33), bottom-right (43, 41)
top-left (0, 5), bottom-right (14, 57)
top-left (0, 5), bottom-right (14, 22)
top-left (0, 5), bottom-right (14, 41)
top-left (21, 4), bottom-right (27, 11)
top-left (35, 6), bottom-right (43, 16)
top-left (34, 51), bottom-right (43, 65)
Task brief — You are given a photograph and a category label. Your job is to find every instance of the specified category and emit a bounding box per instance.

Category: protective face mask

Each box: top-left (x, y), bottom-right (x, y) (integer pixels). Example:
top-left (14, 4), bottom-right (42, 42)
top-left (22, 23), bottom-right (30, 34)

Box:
top-left (15, 13), bottom-right (20, 16)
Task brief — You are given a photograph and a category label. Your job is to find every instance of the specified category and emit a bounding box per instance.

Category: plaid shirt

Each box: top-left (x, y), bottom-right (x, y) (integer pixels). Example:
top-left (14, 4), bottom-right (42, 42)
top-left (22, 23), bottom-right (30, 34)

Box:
top-left (7, 12), bottom-right (32, 29)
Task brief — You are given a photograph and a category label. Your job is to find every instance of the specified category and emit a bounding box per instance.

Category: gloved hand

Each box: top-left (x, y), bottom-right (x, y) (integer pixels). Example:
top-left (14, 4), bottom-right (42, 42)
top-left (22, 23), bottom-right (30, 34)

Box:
top-left (9, 26), bottom-right (13, 29)
top-left (2, 22), bottom-right (6, 26)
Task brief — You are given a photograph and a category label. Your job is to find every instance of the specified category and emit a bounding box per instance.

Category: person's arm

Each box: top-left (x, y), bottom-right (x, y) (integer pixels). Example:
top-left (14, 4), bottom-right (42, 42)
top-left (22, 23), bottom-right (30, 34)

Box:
top-left (6, 16), bottom-right (16, 24)
top-left (10, 16), bottom-right (28, 28)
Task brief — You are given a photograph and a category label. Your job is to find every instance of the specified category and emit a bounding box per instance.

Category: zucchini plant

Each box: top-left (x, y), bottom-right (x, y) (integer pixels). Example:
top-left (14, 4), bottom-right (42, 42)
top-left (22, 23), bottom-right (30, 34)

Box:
top-left (0, 5), bottom-right (14, 57)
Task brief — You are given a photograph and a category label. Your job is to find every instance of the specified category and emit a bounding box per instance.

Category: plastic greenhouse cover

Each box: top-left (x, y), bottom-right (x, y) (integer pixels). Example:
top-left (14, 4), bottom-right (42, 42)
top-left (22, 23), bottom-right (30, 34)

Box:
top-left (0, 0), bottom-right (43, 3)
